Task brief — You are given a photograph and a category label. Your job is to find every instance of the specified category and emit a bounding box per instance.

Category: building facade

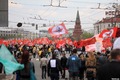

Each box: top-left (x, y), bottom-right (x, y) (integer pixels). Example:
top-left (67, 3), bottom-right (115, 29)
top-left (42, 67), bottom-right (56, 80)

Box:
top-left (94, 17), bottom-right (120, 35)
top-left (0, 27), bottom-right (32, 39)
top-left (73, 9), bottom-right (83, 38)
top-left (0, 0), bottom-right (8, 27)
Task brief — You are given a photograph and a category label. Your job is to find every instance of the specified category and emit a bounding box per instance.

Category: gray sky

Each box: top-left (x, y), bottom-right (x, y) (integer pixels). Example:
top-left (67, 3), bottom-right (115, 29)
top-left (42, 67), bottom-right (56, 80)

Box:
top-left (9, 0), bottom-right (117, 33)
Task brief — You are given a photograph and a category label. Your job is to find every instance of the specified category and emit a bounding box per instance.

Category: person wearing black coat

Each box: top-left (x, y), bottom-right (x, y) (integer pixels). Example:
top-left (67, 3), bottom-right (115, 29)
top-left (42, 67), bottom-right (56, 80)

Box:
top-left (97, 49), bottom-right (120, 80)
top-left (61, 53), bottom-right (67, 78)
top-left (78, 53), bottom-right (85, 80)
top-left (48, 53), bottom-right (62, 80)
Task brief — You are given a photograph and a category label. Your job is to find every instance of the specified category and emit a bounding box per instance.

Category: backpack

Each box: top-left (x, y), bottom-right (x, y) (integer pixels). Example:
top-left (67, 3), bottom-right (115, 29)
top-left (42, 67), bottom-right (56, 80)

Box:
top-left (20, 62), bottom-right (31, 77)
top-left (86, 58), bottom-right (96, 67)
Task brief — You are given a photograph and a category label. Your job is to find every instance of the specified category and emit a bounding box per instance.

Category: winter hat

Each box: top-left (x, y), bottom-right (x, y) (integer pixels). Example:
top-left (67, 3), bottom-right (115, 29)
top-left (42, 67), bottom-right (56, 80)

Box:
top-left (113, 37), bottom-right (120, 50)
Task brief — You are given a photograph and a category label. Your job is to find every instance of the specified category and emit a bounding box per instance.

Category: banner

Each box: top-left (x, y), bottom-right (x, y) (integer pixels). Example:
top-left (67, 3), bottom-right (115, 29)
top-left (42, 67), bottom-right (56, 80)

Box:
top-left (95, 42), bottom-right (101, 52)
top-left (86, 44), bottom-right (105, 52)
top-left (48, 23), bottom-right (68, 36)
top-left (99, 27), bottom-right (118, 38)
top-left (83, 37), bottom-right (96, 46)
top-left (102, 37), bottom-right (113, 48)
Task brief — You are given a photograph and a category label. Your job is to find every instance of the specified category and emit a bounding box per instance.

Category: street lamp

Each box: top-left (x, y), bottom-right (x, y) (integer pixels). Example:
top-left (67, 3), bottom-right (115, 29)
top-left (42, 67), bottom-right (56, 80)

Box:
top-left (17, 23), bottom-right (22, 39)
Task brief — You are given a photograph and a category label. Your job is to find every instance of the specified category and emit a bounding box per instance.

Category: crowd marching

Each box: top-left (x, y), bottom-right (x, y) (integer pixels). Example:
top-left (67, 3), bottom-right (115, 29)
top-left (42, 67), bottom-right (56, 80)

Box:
top-left (0, 37), bottom-right (120, 80)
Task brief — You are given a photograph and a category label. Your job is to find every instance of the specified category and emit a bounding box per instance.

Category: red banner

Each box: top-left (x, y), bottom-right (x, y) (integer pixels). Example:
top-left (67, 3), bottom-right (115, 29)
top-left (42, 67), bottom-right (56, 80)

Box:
top-left (102, 38), bottom-right (113, 47)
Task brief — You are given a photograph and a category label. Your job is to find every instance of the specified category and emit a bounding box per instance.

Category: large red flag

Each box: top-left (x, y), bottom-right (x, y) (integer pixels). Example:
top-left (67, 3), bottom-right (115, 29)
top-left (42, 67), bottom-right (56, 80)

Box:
top-left (83, 37), bottom-right (96, 46)
top-left (99, 27), bottom-right (118, 38)
top-left (102, 37), bottom-right (113, 47)
top-left (48, 23), bottom-right (68, 36)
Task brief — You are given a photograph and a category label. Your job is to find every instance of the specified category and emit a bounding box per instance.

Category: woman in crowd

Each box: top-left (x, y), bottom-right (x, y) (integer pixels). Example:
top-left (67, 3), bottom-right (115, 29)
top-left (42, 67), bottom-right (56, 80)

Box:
top-left (19, 51), bottom-right (35, 80)
top-left (85, 51), bottom-right (96, 80)
top-left (78, 53), bottom-right (86, 80)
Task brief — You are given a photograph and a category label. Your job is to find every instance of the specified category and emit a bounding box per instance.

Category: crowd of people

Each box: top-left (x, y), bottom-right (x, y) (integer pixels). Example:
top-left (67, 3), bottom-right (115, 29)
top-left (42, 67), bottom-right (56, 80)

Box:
top-left (0, 38), bottom-right (120, 80)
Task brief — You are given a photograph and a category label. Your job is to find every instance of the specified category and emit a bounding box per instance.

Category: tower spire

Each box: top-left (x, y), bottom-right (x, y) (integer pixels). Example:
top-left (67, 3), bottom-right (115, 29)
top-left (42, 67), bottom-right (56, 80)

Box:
top-left (76, 7), bottom-right (80, 22)
top-left (73, 7), bottom-right (83, 38)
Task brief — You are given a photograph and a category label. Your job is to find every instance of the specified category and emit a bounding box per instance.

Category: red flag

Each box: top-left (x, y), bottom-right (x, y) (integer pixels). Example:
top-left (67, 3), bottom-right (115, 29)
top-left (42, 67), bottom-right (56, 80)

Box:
top-left (48, 23), bottom-right (68, 36)
top-left (65, 39), bottom-right (71, 44)
top-left (11, 39), bottom-right (17, 45)
top-left (99, 27), bottom-right (118, 38)
top-left (28, 42), bottom-right (34, 46)
top-left (102, 37), bottom-right (112, 47)
top-left (56, 40), bottom-right (65, 48)
top-left (83, 37), bottom-right (96, 46)
top-left (2, 40), bottom-right (8, 46)
top-left (77, 41), bottom-right (83, 48)
top-left (41, 38), bottom-right (48, 45)
top-left (85, 44), bottom-right (96, 51)
top-left (74, 40), bottom-right (77, 44)
top-left (74, 41), bottom-right (83, 48)
top-left (54, 39), bottom-right (59, 43)
top-left (68, 41), bottom-right (73, 45)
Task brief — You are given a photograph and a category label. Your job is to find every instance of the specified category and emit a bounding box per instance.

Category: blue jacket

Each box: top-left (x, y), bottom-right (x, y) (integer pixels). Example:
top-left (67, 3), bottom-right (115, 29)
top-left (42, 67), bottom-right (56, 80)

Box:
top-left (66, 55), bottom-right (81, 72)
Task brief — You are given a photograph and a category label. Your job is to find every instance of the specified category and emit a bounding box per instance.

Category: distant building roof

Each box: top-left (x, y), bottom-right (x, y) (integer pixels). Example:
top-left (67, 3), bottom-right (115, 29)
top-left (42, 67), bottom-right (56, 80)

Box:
top-left (94, 17), bottom-right (120, 24)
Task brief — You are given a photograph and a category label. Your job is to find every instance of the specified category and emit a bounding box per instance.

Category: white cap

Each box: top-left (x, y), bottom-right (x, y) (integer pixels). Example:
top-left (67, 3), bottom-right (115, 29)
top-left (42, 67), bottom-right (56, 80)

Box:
top-left (113, 37), bottom-right (120, 50)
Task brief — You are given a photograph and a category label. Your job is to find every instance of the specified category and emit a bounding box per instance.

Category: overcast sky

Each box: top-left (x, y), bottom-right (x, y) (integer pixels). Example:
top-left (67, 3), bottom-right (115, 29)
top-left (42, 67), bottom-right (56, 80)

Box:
top-left (9, 0), bottom-right (117, 33)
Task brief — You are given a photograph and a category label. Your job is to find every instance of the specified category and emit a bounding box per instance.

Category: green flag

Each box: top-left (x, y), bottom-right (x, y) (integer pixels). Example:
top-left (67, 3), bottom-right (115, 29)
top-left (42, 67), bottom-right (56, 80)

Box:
top-left (0, 44), bottom-right (24, 75)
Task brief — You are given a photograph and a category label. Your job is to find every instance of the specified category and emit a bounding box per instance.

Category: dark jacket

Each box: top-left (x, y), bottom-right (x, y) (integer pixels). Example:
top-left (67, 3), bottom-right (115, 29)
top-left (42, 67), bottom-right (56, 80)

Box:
top-left (61, 56), bottom-right (67, 67)
top-left (19, 62), bottom-right (35, 80)
top-left (51, 47), bottom-right (55, 53)
top-left (41, 51), bottom-right (45, 58)
top-left (79, 60), bottom-right (85, 73)
top-left (97, 61), bottom-right (120, 80)
top-left (66, 55), bottom-right (81, 72)
top-left (48, 58), bottom-right (62, 76)
top-left (99, 57), bottom-right (109, 66)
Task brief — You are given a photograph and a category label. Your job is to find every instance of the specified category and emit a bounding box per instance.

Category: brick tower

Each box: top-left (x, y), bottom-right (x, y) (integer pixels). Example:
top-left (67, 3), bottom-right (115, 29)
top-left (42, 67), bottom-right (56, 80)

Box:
top-left (73, 8), bottom-right (83, 38)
